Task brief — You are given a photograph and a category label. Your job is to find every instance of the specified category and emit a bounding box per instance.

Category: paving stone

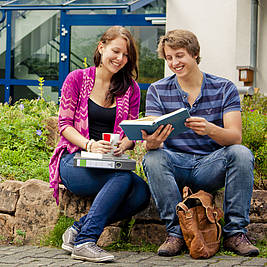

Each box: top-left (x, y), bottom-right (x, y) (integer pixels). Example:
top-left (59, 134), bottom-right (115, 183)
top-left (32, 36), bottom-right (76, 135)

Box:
top-left (0, 246), bottom-right (266, 267)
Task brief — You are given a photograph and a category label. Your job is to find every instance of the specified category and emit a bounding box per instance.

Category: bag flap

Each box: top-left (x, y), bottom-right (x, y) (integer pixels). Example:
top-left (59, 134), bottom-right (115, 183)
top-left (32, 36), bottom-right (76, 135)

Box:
top-left (182, 189), bottom-right (223, 223)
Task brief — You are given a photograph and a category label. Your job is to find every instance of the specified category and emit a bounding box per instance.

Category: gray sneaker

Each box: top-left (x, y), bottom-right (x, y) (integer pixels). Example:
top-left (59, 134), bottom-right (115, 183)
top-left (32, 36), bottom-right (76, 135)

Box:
top-left (62, 226), bottom-right (78, 253)
top-left (71, 242), bottom-right (114, 262)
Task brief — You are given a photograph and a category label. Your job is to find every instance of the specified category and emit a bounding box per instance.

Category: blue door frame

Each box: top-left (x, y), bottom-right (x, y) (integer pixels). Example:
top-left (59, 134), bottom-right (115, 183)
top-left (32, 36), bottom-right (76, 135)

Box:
top-left (1, 9), bottom-right (165, 103)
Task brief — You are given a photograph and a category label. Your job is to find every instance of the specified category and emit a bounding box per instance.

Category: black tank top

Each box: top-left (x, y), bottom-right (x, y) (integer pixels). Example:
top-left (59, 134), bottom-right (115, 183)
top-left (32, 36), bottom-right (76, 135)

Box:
top-left (88, 98), bottom-right (116, 141)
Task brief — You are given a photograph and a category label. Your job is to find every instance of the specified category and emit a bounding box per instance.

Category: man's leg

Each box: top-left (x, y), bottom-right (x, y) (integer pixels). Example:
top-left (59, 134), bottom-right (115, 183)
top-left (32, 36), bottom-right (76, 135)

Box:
top-left (222, 145), bottom-right (259, 256)
top-left (190, 144), bottom-right (258, 256)
top-left (143, 149), bottom-right (192, 256)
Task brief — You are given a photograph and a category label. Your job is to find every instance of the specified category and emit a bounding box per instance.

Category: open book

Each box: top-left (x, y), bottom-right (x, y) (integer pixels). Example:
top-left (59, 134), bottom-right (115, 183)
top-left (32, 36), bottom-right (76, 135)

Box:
top-left (119, 108), bottom-right (190, 140)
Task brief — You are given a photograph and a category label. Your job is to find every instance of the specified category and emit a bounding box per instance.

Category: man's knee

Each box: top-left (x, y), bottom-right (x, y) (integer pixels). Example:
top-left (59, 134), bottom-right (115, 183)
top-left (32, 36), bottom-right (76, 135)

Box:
top-left (143, 149), bottom-right (170, 179)
top-left (143, 149), bottom-right (168, 171)
top-left (225, 144), bottom-right (254, 164)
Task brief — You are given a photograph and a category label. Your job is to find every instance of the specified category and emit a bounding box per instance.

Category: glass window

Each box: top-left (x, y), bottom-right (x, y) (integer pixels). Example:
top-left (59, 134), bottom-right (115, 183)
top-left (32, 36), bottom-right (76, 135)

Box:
top-left (12, 10), bottom-right (60, 80)
top-left (70, 25), bottom-right (164, 114)
top-left (0, 19), bottom-right (5, 79)
top-left (127, 0), bottom-right (166, 14)
top-left (70, 25), bottom-right (165, 83)
top-left (70, 26), bottom-right (107, 72)
top-left (0, 85), bottom-right (4, 103)
top-left (3, 0), bottom-right (137, 5)
top-left (12, 85), bottom-right (59, 103)
top-left (131, 26), bottom-right (165, 84)
top-left (67, 9), bottom-right (116, 15)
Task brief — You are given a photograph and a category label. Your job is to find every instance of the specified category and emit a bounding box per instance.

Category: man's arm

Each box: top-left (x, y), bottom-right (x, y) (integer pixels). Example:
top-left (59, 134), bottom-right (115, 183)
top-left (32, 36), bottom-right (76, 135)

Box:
top-left (185, 110), bottom-right (242, 146)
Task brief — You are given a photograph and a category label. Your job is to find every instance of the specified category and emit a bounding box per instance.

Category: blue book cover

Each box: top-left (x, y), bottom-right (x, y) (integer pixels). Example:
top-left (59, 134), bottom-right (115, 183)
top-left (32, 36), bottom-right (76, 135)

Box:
top-left (119, 108), bottom-right (190, 140)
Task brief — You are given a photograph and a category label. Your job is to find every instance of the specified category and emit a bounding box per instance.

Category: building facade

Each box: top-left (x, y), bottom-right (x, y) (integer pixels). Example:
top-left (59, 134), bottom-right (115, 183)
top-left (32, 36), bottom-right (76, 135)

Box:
top-left (166, 0), bottom-right (267, 95)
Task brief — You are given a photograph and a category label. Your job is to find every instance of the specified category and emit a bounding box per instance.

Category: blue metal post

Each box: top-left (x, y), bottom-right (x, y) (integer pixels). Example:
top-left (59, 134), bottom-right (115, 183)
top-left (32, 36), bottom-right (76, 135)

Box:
top-left (4, 10), bottom-right (12, 103)
top-left (58, 10), bottom-right (70, 99)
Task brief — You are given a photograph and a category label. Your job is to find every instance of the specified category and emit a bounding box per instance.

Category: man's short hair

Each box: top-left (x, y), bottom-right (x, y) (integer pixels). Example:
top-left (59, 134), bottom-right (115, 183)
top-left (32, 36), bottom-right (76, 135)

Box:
top-left (157, 29), bottom-right (201, 64)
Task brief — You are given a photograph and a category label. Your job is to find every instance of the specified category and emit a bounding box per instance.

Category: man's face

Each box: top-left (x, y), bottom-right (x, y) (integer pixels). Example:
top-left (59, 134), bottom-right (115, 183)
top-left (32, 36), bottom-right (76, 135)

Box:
top-left (164, 46), bottom-right (198, 78)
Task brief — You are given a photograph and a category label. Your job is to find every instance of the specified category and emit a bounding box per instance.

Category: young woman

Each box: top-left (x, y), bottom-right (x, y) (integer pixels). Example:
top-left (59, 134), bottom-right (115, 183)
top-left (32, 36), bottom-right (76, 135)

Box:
top-left (49, 26), bottom-right (150, 263)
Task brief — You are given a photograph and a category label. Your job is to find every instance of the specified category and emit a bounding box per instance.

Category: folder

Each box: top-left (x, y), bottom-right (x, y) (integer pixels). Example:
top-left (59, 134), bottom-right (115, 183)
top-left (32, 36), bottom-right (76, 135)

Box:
top-left (73, 152), bottom-right (136, 171)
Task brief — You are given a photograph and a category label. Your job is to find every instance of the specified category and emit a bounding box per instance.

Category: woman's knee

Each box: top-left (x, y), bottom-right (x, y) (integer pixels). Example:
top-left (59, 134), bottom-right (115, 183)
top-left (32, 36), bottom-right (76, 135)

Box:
top-left (131, 174), bottom-right (151, 207)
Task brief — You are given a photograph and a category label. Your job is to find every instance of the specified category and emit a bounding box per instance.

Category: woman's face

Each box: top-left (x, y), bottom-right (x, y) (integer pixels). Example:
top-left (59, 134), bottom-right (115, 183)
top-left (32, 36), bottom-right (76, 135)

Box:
top-left (99, 37), bottom-right (129, 74)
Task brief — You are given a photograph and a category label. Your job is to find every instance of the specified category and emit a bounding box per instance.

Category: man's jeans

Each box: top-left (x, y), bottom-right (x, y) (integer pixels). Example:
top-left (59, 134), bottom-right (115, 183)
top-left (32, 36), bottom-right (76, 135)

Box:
top-left (142, 144), bottom-right (254, 239)
top-left (60, 152), bottom-right (150, 245)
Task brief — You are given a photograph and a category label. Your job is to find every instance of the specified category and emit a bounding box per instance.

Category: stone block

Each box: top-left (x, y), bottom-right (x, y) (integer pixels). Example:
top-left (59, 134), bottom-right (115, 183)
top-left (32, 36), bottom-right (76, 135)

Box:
top-left (133, 198), bottom-right (160, 222)
top-left (97, 226), bottom-right (121, 247)
top-left (214, 189), bottom-right (267, 223)
top-left (130, 223), bottom-right (166, 246)
top-left (0, 180), bottom-right (24, 213)
top-left (58, 185), bottom-right (93, 221)
top-left (14, 179), bottom-right (59, 243)
top-left (247, 223), bottom-right (267, 242)
top-left (250, 190), bottom-right (267, 223)
top-left (0, 213), bottom-right (15, 240)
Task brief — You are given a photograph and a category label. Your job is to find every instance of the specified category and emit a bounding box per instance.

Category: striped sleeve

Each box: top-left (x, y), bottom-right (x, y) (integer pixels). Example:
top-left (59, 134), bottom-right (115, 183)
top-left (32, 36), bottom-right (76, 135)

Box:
top-left (222, 81), bottom-right (241, 114)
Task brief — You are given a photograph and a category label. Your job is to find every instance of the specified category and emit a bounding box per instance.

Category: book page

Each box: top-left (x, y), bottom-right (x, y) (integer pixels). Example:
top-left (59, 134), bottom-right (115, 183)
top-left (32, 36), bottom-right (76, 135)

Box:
top-left (154, 108), bottom-right (186, 123)
top-left (136, 116), bottom-right (158, 122)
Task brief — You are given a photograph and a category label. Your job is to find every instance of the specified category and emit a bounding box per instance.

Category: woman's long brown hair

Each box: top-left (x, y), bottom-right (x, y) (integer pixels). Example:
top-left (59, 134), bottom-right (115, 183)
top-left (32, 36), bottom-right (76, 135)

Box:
top-left (93, 26), bottom-right (138, 106)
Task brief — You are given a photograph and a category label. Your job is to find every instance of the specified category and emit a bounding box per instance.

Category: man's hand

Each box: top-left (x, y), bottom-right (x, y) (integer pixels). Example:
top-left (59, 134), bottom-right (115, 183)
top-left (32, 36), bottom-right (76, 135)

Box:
top-left (184, 117), bottom-right (212, 136)
top-left (185, 112), bottom-right (242, 146)
top-left (141, 124), bottom-right (173, 151)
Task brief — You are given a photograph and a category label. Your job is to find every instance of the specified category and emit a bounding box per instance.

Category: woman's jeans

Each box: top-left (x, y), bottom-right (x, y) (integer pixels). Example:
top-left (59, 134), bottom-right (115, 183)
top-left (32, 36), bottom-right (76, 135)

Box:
top-left (142, 144), bottom-right (254, 239)
top-left (60, 152), bottom-right (150, 245)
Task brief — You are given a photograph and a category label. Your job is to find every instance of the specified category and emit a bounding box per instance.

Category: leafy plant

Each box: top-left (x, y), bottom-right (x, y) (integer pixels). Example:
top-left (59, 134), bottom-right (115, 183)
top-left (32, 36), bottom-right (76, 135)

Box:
top-left (40, 216), bottom-right (75, 247)
top-left (38, 77), bottom-right (45, 99)
top-left (0, 98), bottom-right (58, 182)
top-left (241, 93), bottom-right (267, 189)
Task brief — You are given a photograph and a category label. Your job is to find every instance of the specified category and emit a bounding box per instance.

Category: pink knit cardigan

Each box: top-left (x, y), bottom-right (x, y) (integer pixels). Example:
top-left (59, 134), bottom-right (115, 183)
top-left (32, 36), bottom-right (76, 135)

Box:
top-left (49, 66), bottom-right (141, 204)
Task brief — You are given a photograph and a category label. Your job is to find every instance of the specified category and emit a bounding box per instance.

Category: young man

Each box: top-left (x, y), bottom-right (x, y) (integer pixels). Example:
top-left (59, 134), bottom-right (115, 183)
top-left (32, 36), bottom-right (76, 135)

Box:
top-left (142, 29), bottom-right (259, 257)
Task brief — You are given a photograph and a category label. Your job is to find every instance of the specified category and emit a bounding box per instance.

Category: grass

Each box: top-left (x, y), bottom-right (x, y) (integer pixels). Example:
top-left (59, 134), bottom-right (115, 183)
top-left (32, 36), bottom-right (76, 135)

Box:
top-left (40, 215), bottom-right (75, 248)
top-left (104, 241), bottom-right (158, 253)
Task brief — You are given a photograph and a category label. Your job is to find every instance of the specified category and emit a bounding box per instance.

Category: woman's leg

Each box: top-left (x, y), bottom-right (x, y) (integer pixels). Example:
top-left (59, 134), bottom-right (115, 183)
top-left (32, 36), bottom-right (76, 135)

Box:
top-left (107, 172), bottom-right (151, 224)
top-left (60, 152), bottom-right (132, 244)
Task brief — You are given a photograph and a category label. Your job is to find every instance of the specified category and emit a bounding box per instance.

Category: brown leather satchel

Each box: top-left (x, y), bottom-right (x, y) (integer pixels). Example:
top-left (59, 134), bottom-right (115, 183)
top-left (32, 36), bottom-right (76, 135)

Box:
top-left (176, 186), bottom-right (224, 259)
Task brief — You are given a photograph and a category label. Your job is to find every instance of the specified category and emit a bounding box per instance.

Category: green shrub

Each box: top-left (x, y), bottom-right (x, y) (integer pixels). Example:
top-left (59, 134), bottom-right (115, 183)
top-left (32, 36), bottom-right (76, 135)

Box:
top-left (0, 93), bottom-right (266, 189)
top-left (40, 216), bottom-right (75, 247)
top-left (0, 98), bottom-right (58, 182)
top-left (241, 93), bottom-right (267, 188)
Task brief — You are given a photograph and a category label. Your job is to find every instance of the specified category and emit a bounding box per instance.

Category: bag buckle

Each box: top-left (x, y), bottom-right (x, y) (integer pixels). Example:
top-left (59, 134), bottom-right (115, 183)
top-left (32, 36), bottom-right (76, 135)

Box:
top-left (185, 210), bottom-right (192, 219)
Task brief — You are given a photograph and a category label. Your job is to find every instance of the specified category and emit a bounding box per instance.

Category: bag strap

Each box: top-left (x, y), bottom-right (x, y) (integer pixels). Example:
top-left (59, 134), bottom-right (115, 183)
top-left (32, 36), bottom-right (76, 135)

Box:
top-left (183, 186), bottom-right (193, 199)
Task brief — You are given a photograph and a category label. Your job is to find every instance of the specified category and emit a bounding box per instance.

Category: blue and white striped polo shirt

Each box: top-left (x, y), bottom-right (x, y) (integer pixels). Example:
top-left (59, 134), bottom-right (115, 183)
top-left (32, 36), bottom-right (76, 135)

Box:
top-left (145, 72), bottom-right (241, 155)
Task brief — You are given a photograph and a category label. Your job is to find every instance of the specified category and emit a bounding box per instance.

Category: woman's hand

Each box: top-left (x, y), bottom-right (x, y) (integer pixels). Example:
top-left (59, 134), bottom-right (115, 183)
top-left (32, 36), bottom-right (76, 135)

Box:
top-left (113, 137), bottom-right (134, 157)
top-left (90, 140), bottom-right (112, 154)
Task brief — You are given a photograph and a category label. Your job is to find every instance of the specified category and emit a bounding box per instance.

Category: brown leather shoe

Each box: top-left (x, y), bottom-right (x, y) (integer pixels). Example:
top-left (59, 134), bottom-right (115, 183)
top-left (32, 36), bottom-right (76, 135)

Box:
top-left (223, 233), bottom-right (259, 257)
top-left (157, 235), bottom-right (185, 256)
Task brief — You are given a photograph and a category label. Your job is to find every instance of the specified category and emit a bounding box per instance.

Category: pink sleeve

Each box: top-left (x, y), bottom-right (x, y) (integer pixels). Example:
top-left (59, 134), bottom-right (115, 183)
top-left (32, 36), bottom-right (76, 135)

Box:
top-left (58, 70), bottom-right (83, 135)
top-left (128, 80), bottom-right (141, 120)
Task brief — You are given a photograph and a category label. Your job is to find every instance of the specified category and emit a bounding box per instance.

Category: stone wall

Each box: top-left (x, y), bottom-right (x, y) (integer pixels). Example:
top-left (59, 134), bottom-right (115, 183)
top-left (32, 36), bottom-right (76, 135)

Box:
top-left (0, 179), bottom-right (266, 246)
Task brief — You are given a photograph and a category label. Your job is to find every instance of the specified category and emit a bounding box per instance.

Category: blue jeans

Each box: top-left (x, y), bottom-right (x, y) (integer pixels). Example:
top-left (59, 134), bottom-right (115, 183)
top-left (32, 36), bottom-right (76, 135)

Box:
top-left (60, 152), bottom-right (150, 245)
top-left (142, 144), bottom-right (254, 239)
